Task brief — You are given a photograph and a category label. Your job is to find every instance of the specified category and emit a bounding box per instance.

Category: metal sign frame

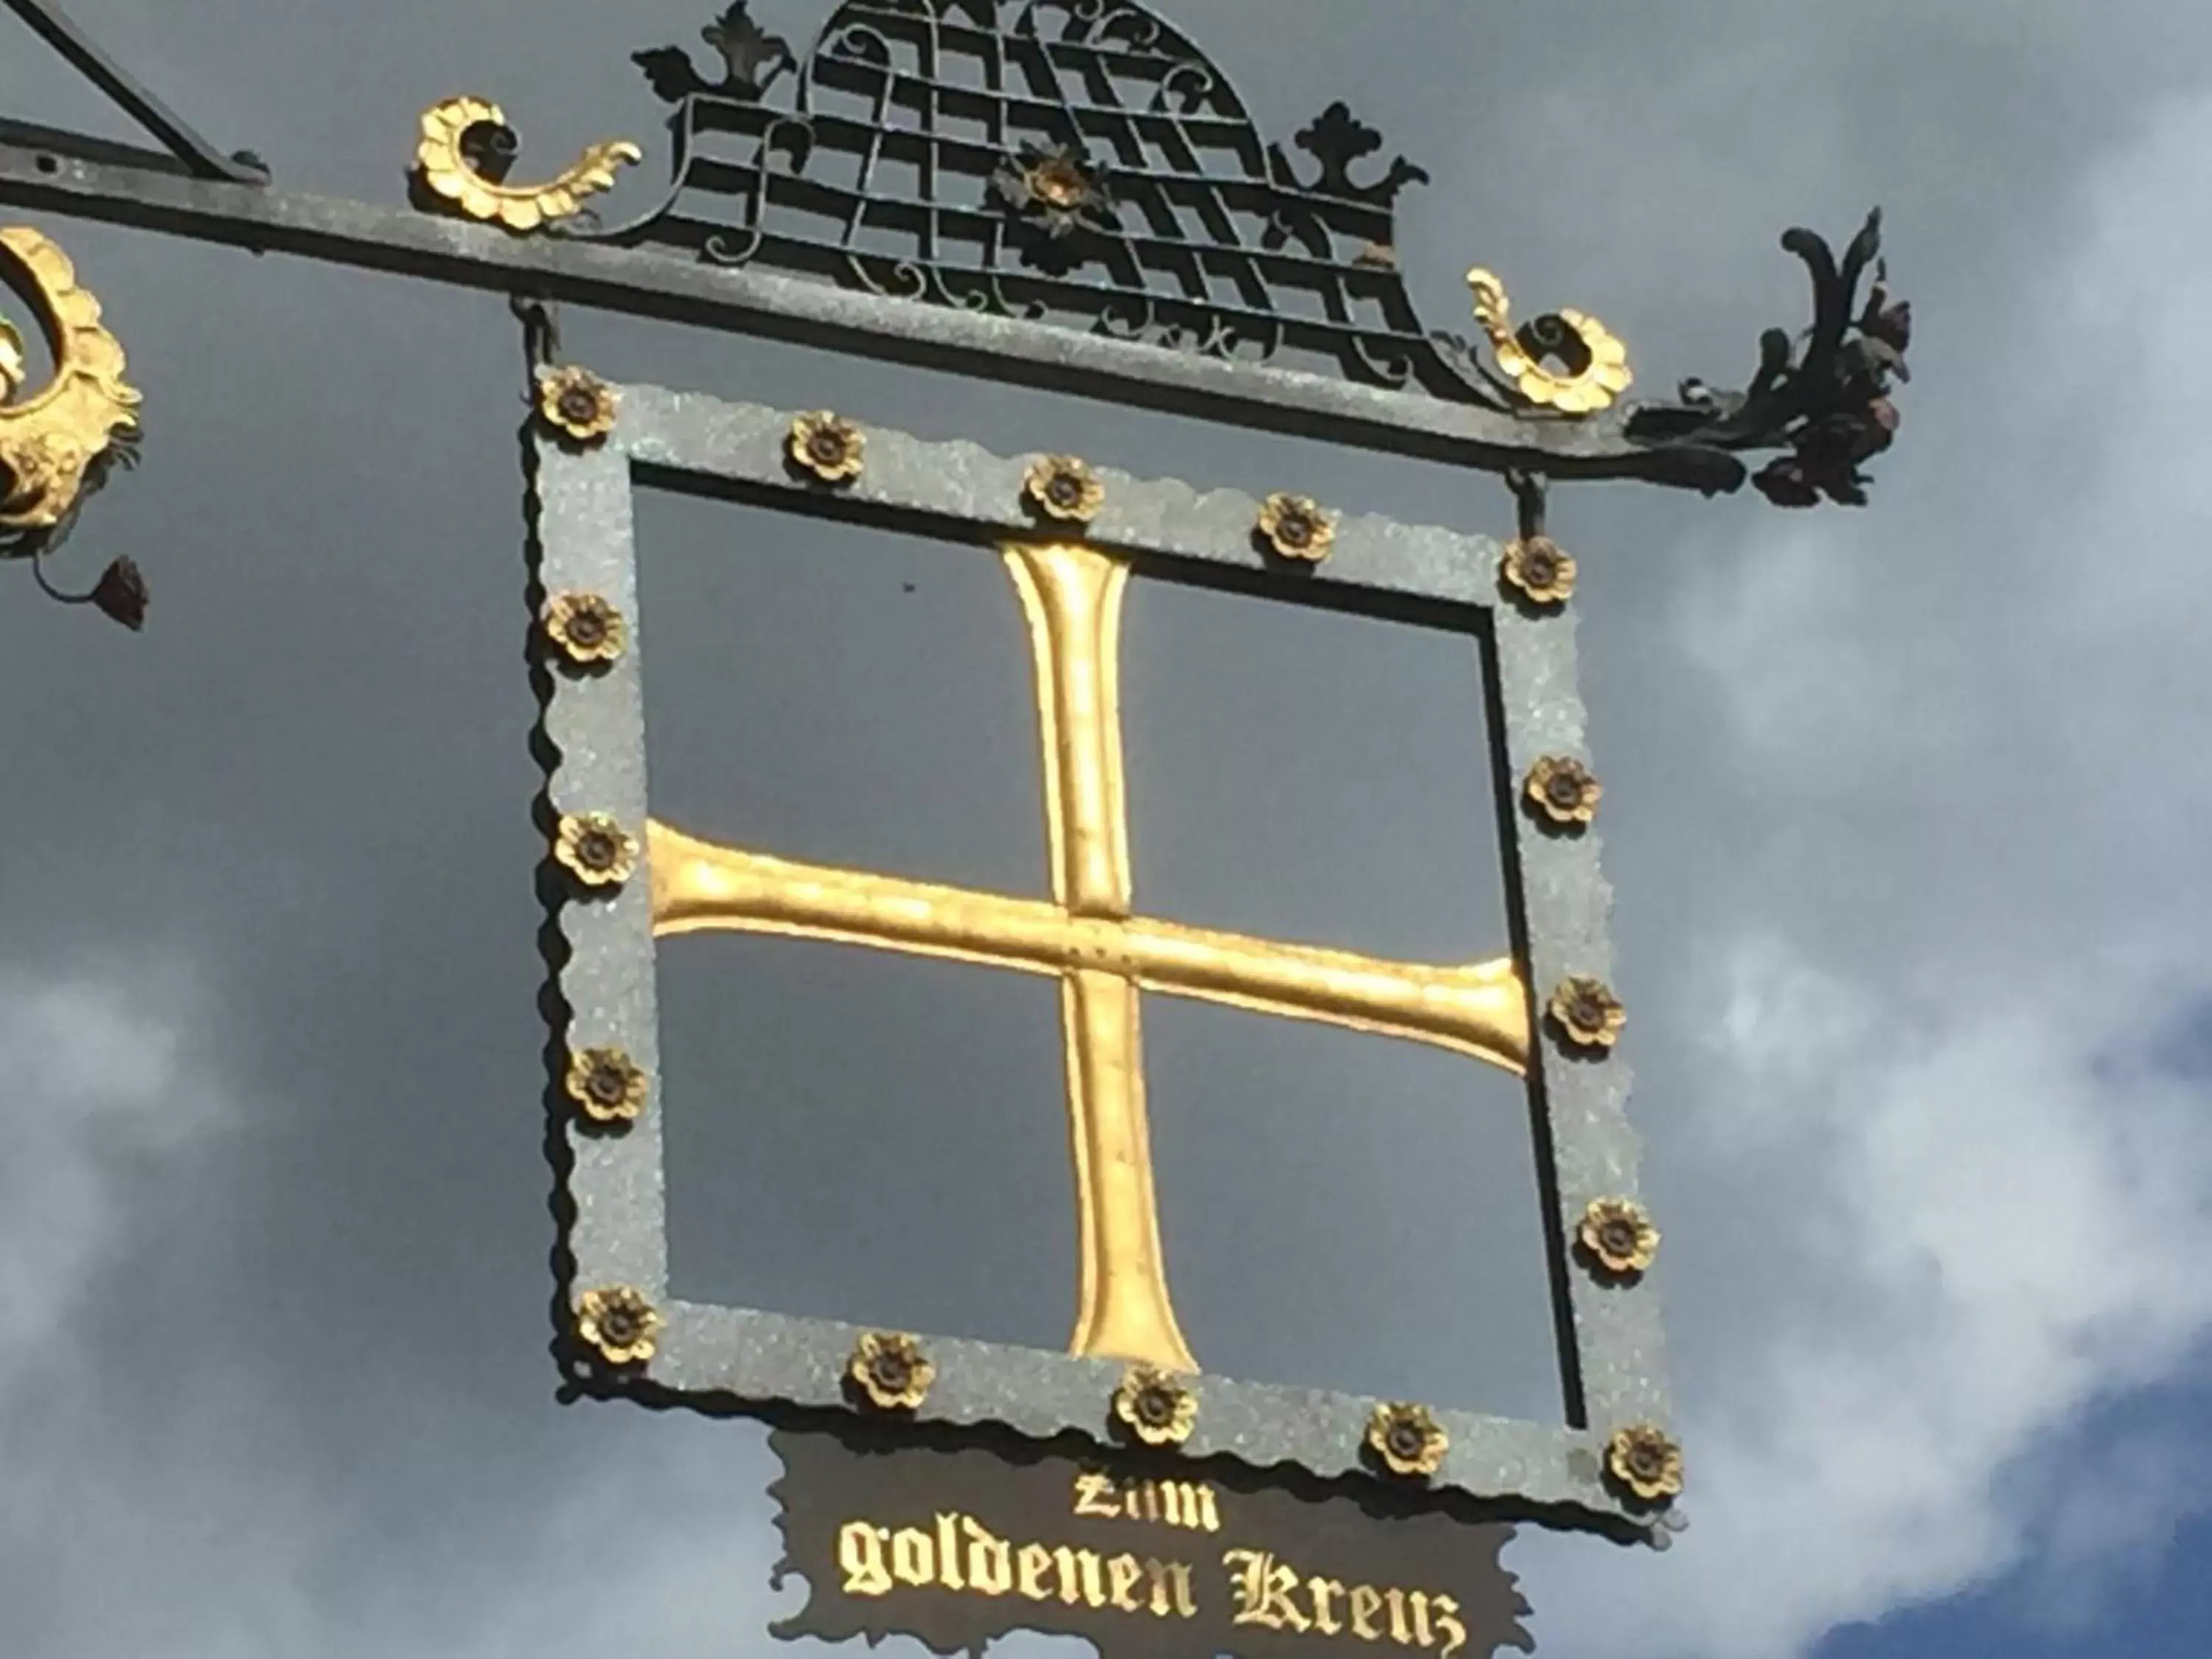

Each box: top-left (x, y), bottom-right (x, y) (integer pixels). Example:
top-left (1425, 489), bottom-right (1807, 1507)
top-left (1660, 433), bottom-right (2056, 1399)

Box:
top-left (532, 380), bottom-right (1660, 1541)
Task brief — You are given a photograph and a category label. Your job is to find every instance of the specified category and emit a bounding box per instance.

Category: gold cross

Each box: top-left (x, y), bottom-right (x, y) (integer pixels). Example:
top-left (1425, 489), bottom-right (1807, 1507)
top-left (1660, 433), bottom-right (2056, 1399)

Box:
top-left (650, 543), bottom-right (1529, 1372)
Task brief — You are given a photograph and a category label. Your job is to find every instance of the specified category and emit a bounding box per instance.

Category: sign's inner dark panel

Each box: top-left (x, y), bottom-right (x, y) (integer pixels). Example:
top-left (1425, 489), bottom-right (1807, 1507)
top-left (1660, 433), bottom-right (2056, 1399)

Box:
top-left (636, 488), bottom-right (1559, 1420)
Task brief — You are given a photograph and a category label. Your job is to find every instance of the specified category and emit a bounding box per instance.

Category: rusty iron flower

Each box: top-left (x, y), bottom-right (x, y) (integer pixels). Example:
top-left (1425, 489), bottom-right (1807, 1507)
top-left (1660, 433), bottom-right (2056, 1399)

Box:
top-left (1579, 1197), bottom-right (1660, 1276)
top-left (576, 1284), bottom-right (661, 1366)
top-left (992, 142), bottom-right (1115, 240)
top-left (543, 591), bottom-right (627, 666)
top-left (565, 1046), bottom-right (649, 1125)
top-left (1607, 1423), bottom-right (1684, 1502)
top-left (1548, 976), bottom-right (1626, 1051)
top-left (849, 1330), bottom-right (934, 1411)
top-left (88, 557), bottom-right (148, 631)
top-left (1525, 756), bottom-right (1601, 827)
top-left (1256, 493), bottom-right (1336, 563)
top-left (554, 812), bottom-right (639, 888)
top-left (1366, 1402), bottom-right (1448, 1477)
top-left (1023, 454), bottom-right (1105, 524)
top-left (1113, 1366), bottom-right (1198, 1447)
top-left (538, 366), bottom-right (617, 445)
top-left (787, 411), bottom-right (865, 484)
top-left (1500, 535), bottom-right (1576, 605)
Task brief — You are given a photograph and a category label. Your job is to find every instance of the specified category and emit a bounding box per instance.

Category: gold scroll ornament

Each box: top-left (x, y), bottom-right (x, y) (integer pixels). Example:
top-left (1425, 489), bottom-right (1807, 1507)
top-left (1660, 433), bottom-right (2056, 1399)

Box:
top-left (1464, 266), bottom-right (1632, 415)
top-left (650, 543), bottom-right (1530, 1372)
top-left (0, 226), bottom-right (142, 536)
top-left (413, 97), bottom-right (641, 232)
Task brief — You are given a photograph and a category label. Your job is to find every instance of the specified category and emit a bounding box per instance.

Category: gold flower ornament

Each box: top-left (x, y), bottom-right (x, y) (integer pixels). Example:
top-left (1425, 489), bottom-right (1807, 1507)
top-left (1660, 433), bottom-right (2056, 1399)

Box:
top-left (1024, 454), bottom-right (1105, 524)
top-left (538, 366), bottom-right (617, 445)
top-left (788, 411), bottom-right (865, 484)
top-left (1548, 977), bottom-right (1626, 1051)
top-left (1579, 1197), bottom-right (1659, 1276)
top-left (577, 1285), bottom-right (661, 1366)
top-left (1113, 1366), bottom-right (1198, 1446)
top-left (1526, 756), bottom-right (1602, 827)
top-left (543, 591), bottom-right (627, 666)
top-left (849, 1331), bottom-right (934, 1410)
top-left (554, 812), bottom-right (639, 888)
top-left (1256, 493), bottom-right (1336, 563)
top-left (1366, 1402), bottom-right (1448, 1477)
top-left (1500, 536), bottom-right (1576, 606)
top-left (566, 1046), bottom-right (648, 1125)
top-left (1607, 1423), bottom-right (1684, 1502)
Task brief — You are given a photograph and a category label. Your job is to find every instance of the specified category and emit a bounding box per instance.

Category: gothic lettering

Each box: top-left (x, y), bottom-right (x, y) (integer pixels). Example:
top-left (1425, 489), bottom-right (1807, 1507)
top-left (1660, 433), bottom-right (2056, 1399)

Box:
top-left (1310, 1576), bottom-right (1346, 1635)
top-left (1144, 1556), bottom-right (1197, 1619)
top-left (838, 1523), bottom-right (893, 1598)
top-left (1068, 1472), bottom-right (1222, 1532)
top-left (1107, 1553), bottom-right (1144, 1612)
top-left (1224, 1548), bottom-right (1314, 1632)
top-left (891, 1528), bottom-right (935, 1587)
top-left (963, 1516), bottom-right (1012, 1596)
top-left (831, 1510), bottom-right (1472, 1652)
top-left (1051, 1545), bottom-right (1107, 1608)
top-left (1350, 1584), bottom-right (1385, 1640)
top-left (1016, 1542), bottom-right (1054, 1601)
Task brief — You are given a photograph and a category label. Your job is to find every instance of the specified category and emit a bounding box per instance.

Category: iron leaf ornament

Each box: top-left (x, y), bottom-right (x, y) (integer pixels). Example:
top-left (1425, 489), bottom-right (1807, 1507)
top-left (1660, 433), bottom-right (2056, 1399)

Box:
top-left (634, 2), bottom-right (795, 102)
top-left (1625, 209), bottom-right (1910, 506)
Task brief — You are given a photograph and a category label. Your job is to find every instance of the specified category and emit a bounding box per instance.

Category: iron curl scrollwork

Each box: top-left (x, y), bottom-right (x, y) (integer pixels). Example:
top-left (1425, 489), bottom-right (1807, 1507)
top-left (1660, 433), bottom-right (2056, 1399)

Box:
top-left (454, 0), bottom-right (1908, 504)
top-left (1625, 210), bottom-right (1910, 507)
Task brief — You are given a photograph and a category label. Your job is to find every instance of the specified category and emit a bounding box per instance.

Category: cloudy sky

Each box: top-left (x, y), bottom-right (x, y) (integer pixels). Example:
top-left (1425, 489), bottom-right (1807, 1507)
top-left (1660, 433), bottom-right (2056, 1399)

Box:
top-left (4, 1), bottom-right (2211, 1656)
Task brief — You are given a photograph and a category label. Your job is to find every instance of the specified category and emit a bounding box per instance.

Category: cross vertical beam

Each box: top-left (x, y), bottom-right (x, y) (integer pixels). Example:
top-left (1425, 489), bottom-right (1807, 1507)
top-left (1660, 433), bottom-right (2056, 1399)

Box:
top-left (1005, 543), bottom-right (1193, 1371)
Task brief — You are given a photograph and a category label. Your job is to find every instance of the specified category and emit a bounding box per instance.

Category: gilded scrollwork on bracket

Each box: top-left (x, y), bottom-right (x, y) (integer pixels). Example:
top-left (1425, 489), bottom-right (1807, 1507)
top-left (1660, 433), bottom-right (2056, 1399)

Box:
top-left (411, 97), bottom-right (642, 232)
top-left (1463, 267), bottom-right (1632, 417)
top-left (0, 226), bottom-right (142, 542)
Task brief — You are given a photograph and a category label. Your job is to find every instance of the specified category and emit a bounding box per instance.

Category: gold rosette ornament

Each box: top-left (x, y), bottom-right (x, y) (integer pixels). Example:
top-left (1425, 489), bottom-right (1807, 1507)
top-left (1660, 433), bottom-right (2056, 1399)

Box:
top-left (554, 812), bottom-right (639, 888)
top-left (538, 366), bottom-right (617, 445)
top-left (413, 97), bottom-right (641, 232)
top-left (543, 591), bottom-right (627, 665)
top-left (1500, 536), bottom-right (1576, 607)
top-left (1526, 756), bottom-right (1602, 827)
top-left (566, 1046), bottom-right (648, 1125)
top-left (849, 1331), bottom-right (934, 1411)
top-left (1256, 493), bottom-right (1336, 563)
top-left (1465, 267), bottom-right (1632, 415)
top-left (1113, 1366), bottom-right (1198, 1447)
top-left (788, 411), bottom-right (865, 484)
top-left (1024, 454), bottom-right (1105, 524)
top-left (576, 1285), bottom-right (661, 1366)
top-left (1366, 1402), bottom-right (1448, 1477)
top-left (1607, 1423), bottom-right (1684, 1502)
top-left (1579, 1197), bottom-right (1659, 1276)
top-left (1548, 976), bottom-right (1626, 1051)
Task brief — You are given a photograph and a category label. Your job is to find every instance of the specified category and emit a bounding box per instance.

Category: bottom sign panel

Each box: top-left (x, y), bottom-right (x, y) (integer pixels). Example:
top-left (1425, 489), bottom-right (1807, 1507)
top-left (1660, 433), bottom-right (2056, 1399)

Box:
top-left (768, 1422), bottom-right (1535, 1659)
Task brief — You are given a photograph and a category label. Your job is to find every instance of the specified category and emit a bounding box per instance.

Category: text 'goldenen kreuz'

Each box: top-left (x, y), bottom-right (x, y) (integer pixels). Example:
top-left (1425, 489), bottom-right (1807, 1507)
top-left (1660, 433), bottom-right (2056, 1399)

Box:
top-left (835, 1512), bottom-right (1472, 1658)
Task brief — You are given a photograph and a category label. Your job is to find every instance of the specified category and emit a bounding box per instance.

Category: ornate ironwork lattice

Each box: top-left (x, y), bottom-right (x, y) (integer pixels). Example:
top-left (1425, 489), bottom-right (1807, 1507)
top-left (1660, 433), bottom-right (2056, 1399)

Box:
top-left (585, 0), bottom-right (1520, 405)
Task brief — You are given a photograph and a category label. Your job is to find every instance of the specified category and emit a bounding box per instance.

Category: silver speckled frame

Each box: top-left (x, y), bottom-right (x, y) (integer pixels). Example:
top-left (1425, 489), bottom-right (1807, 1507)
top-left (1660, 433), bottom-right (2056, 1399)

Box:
top-left (529, 380), bottom-right (1671, 1545)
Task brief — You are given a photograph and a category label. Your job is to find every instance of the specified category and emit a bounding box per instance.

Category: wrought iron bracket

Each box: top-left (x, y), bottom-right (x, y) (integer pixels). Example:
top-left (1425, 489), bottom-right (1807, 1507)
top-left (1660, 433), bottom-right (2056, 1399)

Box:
top-left (0, 139), bottom-right (1750, 491)
top-left (0, 0), bottom-right (266, 183)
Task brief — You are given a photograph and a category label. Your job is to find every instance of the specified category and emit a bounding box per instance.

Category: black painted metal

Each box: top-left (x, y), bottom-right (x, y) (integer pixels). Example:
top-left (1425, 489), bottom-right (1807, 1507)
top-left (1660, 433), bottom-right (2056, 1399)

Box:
top-left (589, 1), bottom-right (1494, 406)
top-left (0, 141), bottom-right (1745, 488)
top-left (0, 0), bottom-right (1908, 502)
top-left (0, 0), bottom-right (266, 183)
